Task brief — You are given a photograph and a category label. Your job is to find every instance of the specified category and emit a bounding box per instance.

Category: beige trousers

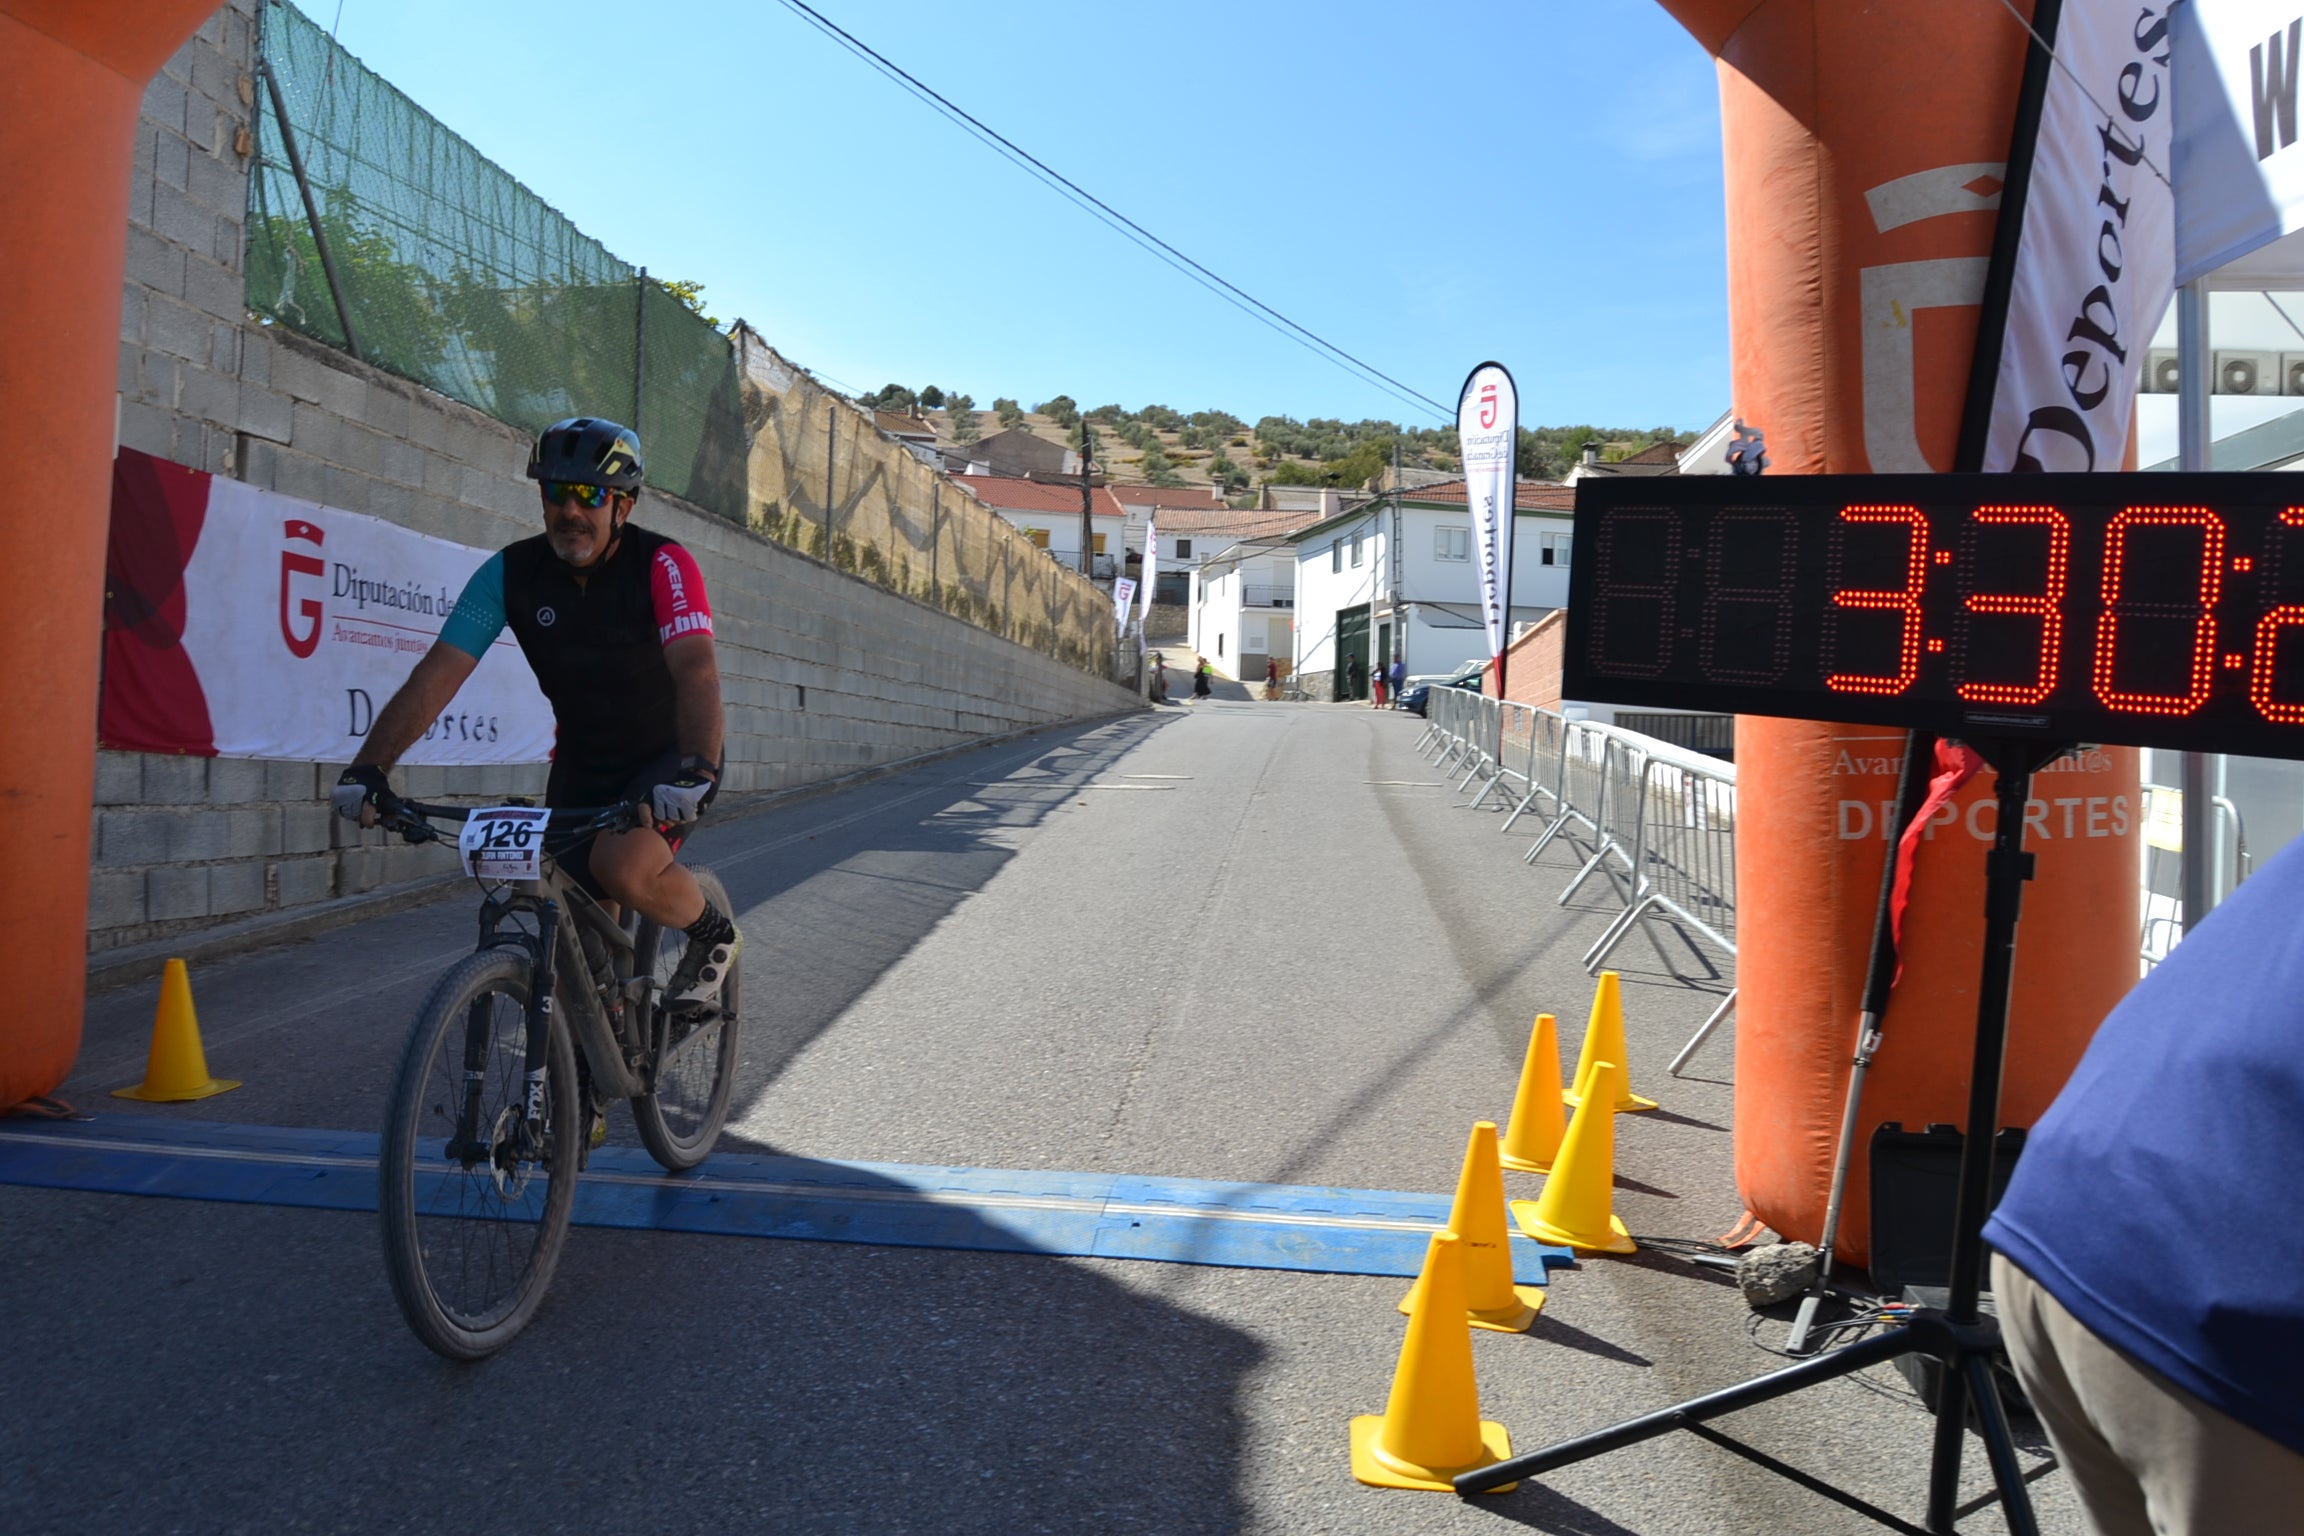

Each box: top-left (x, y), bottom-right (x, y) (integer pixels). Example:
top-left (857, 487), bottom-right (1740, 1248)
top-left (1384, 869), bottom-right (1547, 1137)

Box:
top-left (1993, 1253), bottom-right (2304, 1536)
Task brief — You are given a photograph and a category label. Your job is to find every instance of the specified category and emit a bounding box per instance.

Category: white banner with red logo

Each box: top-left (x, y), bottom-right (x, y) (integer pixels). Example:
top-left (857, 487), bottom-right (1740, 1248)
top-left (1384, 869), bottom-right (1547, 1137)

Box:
top-left (1981, 1), bottom-right (2174, 472)
top-left (102, 447), bottom-right (553, 763)
top-left (1456, 362), bottom-right (1519, 658)
top-left (1139, 517), bottom-right (1157, 625)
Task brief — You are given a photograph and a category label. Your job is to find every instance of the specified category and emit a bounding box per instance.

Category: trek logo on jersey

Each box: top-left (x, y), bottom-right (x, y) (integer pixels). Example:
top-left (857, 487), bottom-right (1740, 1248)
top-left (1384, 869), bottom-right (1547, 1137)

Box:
top-left (536, 606), bottom-right (556, 627)
top-left (280, 518), bottom-right (326, 659)
top-left (652, 546), bottom-right (714, 644)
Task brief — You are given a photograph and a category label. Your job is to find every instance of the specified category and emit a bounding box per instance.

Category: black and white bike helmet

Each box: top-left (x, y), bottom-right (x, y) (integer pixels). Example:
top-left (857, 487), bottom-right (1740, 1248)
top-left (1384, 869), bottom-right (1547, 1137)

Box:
top-left (526, 417), bottom-right (645, 491)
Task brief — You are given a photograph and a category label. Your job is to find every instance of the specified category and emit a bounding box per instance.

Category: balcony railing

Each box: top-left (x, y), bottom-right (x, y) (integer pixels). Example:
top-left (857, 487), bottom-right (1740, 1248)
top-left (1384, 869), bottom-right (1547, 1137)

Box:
top-left (1243, 584), bottom-right (1295, 608)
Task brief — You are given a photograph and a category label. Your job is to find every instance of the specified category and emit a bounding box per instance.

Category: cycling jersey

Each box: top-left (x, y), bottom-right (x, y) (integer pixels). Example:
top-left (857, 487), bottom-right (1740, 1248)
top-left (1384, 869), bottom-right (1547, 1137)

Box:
top-left (440, 526), bottom-right (713, 784)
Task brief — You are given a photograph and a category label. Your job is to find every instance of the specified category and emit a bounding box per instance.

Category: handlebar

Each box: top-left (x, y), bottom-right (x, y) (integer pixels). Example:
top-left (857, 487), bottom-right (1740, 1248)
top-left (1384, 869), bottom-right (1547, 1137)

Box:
top-left (381, 798), bottom-right (648, 847)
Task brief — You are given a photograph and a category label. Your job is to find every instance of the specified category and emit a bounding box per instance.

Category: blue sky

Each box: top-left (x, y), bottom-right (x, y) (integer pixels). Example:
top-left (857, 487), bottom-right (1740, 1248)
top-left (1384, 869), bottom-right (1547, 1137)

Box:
top-left (319, 1), bottom-right (1727, 432)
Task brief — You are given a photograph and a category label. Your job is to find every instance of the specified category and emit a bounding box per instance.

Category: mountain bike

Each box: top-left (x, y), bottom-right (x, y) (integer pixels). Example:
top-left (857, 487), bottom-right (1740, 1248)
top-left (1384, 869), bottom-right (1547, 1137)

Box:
top-left (373, 798), bottom-right (743, 1359)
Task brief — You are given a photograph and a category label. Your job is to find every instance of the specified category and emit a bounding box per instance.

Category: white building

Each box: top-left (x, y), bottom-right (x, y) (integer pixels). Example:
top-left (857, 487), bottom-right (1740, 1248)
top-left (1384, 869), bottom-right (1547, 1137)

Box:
top-left (1288, 479), bottom-right (1577, 700)
top-left (954, 474), bottom-right (1130, 581)
top-left (1138, 504), bottom-right (1320, 606)
top-left (1186, 538), bottom-right (1296, 681)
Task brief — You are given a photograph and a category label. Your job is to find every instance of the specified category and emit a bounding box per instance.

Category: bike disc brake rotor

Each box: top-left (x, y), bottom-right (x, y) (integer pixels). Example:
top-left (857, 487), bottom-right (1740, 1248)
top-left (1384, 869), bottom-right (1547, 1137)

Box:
top-left (487, 1106), bottom-right (536, 1200)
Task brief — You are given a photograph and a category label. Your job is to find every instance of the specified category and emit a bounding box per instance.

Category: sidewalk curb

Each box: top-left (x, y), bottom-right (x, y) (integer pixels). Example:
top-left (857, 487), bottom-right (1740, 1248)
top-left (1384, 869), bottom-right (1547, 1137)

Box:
top-left (85, 710), bottom-right (1147, 995)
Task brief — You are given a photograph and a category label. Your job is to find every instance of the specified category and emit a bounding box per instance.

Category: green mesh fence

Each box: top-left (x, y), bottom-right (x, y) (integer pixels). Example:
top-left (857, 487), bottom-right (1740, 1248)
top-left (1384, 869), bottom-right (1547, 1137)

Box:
top-left (246, 0), bottom-right (1115, 680)
top-left (247, 0), bottom-right (743, 516)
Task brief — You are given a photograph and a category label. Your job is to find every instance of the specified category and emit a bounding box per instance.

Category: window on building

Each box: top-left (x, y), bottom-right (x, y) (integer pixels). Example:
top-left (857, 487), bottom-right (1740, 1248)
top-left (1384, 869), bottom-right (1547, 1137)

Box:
top-left (1349, 531), bottom-right (1364, 567)
top-left (1024, 527), bottom-right (1050, 549)
top-left (1217, 634), bottom-right (1225, 656)
top-left (1176, 538), bottom-right (1193, 558)
top-left (1331, 539), bottom-right (1342, 572)
top-left (1542, 532), bottom-right (1573, 566)
top-left (1092, 533), bottom-right (1107, 554)
top-left (1436, 525), bottom-right (1470, 561)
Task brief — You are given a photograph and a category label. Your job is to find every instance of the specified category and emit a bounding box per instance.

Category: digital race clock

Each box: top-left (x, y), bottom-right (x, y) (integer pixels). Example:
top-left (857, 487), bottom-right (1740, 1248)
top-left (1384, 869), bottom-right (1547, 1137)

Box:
top-left (1561, 473), bottom-right (2304, 759)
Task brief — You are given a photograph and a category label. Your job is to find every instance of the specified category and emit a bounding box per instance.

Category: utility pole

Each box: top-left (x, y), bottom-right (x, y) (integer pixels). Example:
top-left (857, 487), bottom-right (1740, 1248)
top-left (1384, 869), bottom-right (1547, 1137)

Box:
top-left (1390, 439), bottom-right (1404, 682)
top-left (1078, 418), bottom-right (1095, 579)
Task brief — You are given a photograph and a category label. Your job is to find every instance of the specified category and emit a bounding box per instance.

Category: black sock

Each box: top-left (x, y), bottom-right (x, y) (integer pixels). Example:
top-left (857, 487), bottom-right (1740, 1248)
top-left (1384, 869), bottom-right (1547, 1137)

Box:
top-left (683, 904), bottom-right (735, 950)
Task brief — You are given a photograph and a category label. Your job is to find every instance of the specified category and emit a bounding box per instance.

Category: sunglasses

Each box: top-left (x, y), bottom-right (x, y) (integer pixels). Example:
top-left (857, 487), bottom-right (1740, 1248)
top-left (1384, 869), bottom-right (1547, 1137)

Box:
top-left (541, 481), bottom-right (614, 510)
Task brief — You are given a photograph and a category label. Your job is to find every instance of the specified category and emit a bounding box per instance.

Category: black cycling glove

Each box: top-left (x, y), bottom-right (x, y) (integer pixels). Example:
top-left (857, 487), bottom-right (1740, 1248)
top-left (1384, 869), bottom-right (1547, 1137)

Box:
top-left (333, 764), bottom-right (396, 823)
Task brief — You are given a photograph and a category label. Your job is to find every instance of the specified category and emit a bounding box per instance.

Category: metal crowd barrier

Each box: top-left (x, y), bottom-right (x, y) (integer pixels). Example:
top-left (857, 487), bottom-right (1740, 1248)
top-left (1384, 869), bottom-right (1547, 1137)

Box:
top-left (1587, 751), bottom-right (1739, 1072)
top-left (1416, 694), bottom-right (1740, 1075)
top-left (2137, 783), bottom-right (2251, 972)
top-left (1496, 703), bottom-right (1568, 832)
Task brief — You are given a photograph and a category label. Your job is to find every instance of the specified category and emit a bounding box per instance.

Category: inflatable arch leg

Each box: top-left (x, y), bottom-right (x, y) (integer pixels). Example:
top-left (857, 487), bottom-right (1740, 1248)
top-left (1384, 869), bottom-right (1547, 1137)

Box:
top-left (1656, 0), bottom-right (2141, 1263)
top-left (0, 3), bottom-right (221, 1111)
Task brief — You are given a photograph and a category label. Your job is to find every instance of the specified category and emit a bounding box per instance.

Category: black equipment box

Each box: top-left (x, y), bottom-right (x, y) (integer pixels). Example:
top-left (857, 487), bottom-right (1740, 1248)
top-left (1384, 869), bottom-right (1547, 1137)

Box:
top-left (1868, 1121), bottom-right (2027, 1294)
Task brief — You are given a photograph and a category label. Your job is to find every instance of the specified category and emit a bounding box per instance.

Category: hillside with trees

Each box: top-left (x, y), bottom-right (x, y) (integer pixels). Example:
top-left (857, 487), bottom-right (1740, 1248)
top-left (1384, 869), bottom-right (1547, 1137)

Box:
top-left (851, 381), bottom-right (1691, 504)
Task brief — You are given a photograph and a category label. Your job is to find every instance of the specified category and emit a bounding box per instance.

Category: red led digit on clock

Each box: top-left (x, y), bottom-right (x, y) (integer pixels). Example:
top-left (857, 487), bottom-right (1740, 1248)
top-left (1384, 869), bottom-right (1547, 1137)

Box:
top-left (2248, 508), bottom-right (2304, 724)
top-left (2090, 505), bottom-right (2225, 716)
top-left (1824, 504), bottom-right (1928, 696)
top-left (1956, 505), bottom-right (2069, 707)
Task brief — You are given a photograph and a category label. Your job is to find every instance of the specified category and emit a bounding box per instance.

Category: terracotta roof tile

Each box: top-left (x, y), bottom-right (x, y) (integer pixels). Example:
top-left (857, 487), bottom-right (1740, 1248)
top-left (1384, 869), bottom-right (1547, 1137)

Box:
top-left (1108, 483), bottom-right (1228, 510)
top-left (1149, 507), bottom-right (1317, 539)
top-left (953, 473), bottom-right (1127, 519)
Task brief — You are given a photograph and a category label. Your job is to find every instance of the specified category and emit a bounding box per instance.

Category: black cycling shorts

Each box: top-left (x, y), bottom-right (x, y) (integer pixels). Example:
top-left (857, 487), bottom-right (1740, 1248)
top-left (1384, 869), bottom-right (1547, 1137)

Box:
top-left (547, 748), bottom-right (713, 899)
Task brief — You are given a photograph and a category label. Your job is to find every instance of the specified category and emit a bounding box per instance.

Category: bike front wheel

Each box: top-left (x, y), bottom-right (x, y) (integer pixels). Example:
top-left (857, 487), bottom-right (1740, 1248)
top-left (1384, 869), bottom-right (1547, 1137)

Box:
top-left (631, 867), bottom-right (743, 1172)
top-left (379, 947), bottom-right (579, 1360)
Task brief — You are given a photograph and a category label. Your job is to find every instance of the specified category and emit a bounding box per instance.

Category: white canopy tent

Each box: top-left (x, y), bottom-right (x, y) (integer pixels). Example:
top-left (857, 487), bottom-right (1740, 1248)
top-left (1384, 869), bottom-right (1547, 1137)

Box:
top-left (2159, 3), bottom-right (2304, 927)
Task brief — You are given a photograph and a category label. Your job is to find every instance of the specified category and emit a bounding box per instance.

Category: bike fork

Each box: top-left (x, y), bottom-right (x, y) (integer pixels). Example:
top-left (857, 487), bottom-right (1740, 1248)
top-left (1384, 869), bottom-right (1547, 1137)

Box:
top-left (447, 993), bottom-right (495, 1165)
top-left (520, 906), bottom-right (564, 1163)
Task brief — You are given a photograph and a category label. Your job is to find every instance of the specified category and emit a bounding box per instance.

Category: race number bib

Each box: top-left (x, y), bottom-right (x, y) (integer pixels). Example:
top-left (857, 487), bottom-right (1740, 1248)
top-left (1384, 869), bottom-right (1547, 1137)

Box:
top-left (458, 806), bottom-right (549, 881)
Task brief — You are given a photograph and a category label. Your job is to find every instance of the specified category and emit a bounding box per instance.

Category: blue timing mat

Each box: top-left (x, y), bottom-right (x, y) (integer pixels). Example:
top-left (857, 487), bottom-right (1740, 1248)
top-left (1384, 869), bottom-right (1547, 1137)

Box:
top-left (0, 1116), bottom-right (1573, 1283)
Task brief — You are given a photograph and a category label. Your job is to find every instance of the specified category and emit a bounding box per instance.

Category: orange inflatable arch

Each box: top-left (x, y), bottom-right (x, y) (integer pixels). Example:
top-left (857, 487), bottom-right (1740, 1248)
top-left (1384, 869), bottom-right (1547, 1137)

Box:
top-left (0, 2), bottom-right (219, 1111)
top-left (1657, 0), bottom-right (2140, 1263)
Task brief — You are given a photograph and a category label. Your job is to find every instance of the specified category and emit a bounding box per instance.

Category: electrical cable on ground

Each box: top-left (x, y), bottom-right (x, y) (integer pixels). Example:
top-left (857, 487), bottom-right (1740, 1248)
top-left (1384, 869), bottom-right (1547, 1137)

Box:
top-left (771, 0), bottom-right (1452, 425)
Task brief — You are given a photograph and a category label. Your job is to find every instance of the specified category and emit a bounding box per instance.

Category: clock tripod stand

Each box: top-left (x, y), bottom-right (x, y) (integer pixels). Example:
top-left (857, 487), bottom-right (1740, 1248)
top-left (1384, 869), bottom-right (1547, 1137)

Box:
top-left (1455, 734), bottom-right (2068, 1536)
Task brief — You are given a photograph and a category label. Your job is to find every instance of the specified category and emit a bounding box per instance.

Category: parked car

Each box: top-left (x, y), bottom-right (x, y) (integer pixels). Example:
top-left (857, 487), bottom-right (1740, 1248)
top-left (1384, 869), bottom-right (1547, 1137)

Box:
top-left (1398, 663), bottom-right (1486, 717)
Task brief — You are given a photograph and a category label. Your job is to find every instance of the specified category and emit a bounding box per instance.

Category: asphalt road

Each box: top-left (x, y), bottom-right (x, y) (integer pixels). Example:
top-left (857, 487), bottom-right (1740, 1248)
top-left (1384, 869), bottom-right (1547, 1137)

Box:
top-left (7, 700), bottom-right (2083, 1534)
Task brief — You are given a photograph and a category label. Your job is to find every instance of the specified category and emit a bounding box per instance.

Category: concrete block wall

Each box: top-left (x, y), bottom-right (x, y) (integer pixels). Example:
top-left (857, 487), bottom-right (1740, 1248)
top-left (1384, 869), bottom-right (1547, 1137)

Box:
top-left (94, 5), bottom-right (1136, 955)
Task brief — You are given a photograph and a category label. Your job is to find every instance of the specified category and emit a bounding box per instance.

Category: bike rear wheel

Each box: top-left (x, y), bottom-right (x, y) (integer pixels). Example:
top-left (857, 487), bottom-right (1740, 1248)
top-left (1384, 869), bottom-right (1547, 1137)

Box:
top-left (380, 947), bottom-right (579, 1359)
top-left (631, 867), bottom-right (743, 1172)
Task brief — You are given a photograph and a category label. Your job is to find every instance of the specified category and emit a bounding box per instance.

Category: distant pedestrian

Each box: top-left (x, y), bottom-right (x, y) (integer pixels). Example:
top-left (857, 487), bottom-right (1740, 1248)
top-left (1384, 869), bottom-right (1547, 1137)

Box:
top-left (1388, 656), bottom-right (1405, 706)
top-left (1148, 650), bottom-right (1168, 704)
top-left (1371, 660), bottom-right (1388, 709)
top-left (1347, 652), bottom-right (1367, 702)
top-left (1192, 658), bottom-right (1212, 700)
top-left (1264, 656), bottom-right (1280, 702)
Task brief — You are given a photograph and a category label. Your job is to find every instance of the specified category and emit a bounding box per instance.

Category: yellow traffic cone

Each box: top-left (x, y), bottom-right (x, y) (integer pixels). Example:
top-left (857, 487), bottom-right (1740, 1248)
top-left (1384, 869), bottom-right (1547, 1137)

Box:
top-left (1513, 1061), bottom-right (1637, 1254)
top-left (1562, 971), bottom-right (1657, 1113)
top-left (113, 959), bottom-right (239, 1102)
top-left (1499, 1013), bottom-right (1567, 1172)
top-left (1399, 1121), bottom-right (1544, 1331)
top-left (1351, 1230), bottom-right (1516, 1491)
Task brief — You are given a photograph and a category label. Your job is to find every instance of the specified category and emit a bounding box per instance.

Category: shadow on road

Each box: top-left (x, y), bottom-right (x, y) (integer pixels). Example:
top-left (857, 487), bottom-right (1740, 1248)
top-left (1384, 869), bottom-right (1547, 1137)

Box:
top-left (691, 714), bottom-right (1179, 1146)
top-left (1, 1163), bottom-right (1264, 1534)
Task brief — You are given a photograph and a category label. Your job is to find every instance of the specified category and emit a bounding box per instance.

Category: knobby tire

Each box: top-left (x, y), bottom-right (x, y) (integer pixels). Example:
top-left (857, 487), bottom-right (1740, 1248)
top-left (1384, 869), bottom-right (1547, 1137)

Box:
top-left (379, 947), bottom-right (579, 1360)
top-left (630, 866), bottom-right (742, 1172)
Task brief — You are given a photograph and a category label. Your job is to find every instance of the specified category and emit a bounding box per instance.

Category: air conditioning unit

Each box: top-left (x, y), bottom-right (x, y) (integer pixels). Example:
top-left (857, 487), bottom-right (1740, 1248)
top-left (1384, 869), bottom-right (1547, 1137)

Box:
top-left (2282, 353), bottom-right (2304, 395)
top-left (2215, 350), bottom-right (2279, 396)
top-left (2145, 348), bottom-right (2181, 394)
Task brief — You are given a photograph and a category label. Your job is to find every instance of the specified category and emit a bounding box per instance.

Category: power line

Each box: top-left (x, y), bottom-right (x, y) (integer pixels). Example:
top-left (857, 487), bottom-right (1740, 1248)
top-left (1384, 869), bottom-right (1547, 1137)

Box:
top-left (772, 0), bottom-right (1453, 425)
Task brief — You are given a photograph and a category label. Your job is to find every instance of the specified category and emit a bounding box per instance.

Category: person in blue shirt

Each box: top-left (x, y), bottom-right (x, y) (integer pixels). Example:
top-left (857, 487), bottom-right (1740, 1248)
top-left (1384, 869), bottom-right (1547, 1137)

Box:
top-left (1985, 832), bottom-right (2304, 1534)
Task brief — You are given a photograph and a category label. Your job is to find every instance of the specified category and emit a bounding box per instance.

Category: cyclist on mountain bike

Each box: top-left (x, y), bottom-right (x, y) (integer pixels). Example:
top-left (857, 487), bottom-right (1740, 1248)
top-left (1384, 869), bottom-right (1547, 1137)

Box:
top-left (332, 417), bottom-right (739, 1011)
